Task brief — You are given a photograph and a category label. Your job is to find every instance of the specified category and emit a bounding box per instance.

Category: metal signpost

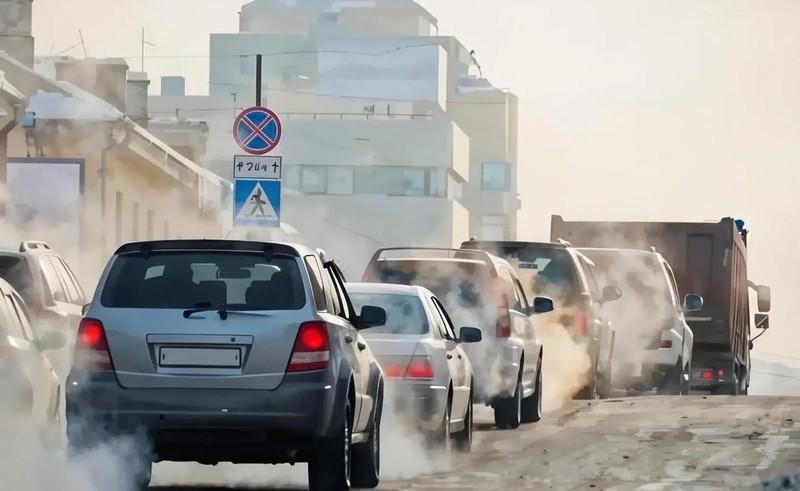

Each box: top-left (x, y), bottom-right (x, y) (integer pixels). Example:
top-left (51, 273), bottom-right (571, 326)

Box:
top-left (232, 87), bottom-right (283, 228)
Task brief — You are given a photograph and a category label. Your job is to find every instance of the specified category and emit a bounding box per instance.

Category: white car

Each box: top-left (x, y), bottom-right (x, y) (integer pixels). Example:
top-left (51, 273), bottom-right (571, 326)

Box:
top-left (0, 278), bottom-right (65, 423)
top-left (347, 283), bottom-right (482, 451)
top-left (580, 248), bottom-right (700, 395)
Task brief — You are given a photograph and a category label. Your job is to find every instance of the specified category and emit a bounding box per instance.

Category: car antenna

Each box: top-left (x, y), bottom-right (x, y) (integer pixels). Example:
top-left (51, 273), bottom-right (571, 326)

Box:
top-left (263, 244), bottom-right (273, 262)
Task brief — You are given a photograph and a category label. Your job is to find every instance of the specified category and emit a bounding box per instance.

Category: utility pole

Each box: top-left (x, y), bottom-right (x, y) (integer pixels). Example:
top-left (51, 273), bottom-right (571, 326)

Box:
top-left (141, 27), bottom-right (156, 72)
top-left (255, 54), bottom-right (263, 106)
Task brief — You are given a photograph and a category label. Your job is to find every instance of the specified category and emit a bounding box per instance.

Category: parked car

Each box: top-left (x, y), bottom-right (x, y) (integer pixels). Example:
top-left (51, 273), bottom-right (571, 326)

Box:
top-left (0, 241), bottom-right (86, 378)
top-left (461, 240), bottom-right (620, 400)
top-left (347, 282), bottom-right (482, 451)
top-left (67, 240), bottom-right (386, 491)
top-left (579, 248), bottom-right (700, 395)
top-left (362, 247), bottom-right (551, 430)
top-left (0, 278), bottom-right (65, 424)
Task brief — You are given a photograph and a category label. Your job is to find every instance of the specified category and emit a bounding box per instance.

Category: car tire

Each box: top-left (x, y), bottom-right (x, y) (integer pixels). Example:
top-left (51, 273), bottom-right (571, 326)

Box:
top-left (133, 461), bottom-right (152, 490)
top-left (658, 359), bottom-right (684, 396)
top-left (680, 361), bottom-right (692, 396)
top-left (494, 377), bottom-right (522, 430)
top-left (521, 356), bottom-right (543, 423)
top-left (351, 391), bottom-right (381, 489)
top-left (308, 401), bottom-right (352, 491)
top-left (453, 389), bottom-right (473, 452)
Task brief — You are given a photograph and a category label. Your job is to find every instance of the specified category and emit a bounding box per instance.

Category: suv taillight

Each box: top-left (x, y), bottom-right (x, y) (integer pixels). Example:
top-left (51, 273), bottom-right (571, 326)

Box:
top-left (287, 322), bottom-right (330, 372)
top-left (496, 296), bottom-right (512, 338)
top-left (575, 312), bottom-right (589, 336)
top-left (75, 318), bottom-right (114, 371)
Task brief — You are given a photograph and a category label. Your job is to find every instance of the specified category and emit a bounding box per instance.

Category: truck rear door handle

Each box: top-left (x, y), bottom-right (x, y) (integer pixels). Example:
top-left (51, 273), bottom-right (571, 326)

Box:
top-left (357, 342), bottom-right (367, 351)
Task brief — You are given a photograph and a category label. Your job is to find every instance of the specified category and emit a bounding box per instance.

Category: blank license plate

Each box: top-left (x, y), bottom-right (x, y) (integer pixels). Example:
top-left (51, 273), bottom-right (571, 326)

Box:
top-left (159, 347), bottom-right (241, 368)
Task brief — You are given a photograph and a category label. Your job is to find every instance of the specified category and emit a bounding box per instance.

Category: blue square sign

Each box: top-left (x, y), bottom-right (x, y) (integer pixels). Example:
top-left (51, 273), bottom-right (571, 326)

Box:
top-left (234, 179), bottom-right (281, 228)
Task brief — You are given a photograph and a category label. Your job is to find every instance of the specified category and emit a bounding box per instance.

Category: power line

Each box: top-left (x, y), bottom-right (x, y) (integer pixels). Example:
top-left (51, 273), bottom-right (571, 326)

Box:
top-left (108, 42), bottom-right (440, 62)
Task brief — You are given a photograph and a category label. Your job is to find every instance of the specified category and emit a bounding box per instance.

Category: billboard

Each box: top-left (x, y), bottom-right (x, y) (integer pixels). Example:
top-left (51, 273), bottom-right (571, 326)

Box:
top-left (6, 158), bottom-right (84, 267)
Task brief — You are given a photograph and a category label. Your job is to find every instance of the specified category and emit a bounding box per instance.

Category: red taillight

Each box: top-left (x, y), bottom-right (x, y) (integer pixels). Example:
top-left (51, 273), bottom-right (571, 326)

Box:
top-left (702, 370), bottom-right (714, 380)
top-left (287, 322), bottom-right (330, 372)
top-left (496, 295), bottom-right (512, 338)
top-left (659, 340), bottom-right (673, 349)
top-left (406, 357), bottom-right (434, 379)
top-left (717, 368), bottom-right (725, 378)
top-left (382, 356), bottom-right (434, 379)
top-left (575, 312), bottom-right (589, 336)
top-left (75, 318), bottom-right (113, 370)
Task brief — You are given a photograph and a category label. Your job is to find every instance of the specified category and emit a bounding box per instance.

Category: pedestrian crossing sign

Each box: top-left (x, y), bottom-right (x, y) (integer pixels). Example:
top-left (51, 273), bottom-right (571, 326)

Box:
top-left (234, 179), bottom-right (281, 228)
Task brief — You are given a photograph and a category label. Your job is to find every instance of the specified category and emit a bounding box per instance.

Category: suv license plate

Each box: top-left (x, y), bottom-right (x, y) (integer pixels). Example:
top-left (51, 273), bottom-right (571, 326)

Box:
top-left (159, 347), bottom-right (242, 368)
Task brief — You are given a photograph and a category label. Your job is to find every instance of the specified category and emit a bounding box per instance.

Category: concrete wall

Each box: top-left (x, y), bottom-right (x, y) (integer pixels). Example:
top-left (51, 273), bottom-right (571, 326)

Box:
top-left (0, 0), bottom-right (34, 67)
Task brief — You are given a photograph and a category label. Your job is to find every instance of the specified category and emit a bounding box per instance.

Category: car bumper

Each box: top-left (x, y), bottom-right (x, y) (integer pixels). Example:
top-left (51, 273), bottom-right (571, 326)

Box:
top-left (613, 335), bottom-right (682, 388)
top-left (383, 379), bottom-right (448, 432)
top-left (65, 371), bottom-right (338, 464)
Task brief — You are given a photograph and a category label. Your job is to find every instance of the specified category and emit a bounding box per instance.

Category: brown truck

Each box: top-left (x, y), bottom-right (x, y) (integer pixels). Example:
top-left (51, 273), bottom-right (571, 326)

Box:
top-left (550, 216), bottom-right (771, 395)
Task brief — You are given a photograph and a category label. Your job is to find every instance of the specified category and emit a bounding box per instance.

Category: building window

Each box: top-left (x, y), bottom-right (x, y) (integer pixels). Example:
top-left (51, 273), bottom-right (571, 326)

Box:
top-left (481, 161), bottom-right (511, 191)
top-left (480, 215), bottom-right (506, 240)
top-left (327, 167), bottom-right (354, 195)
top-left (355, 167), bottom-right (426, 196)
top-left (115, 192), bottom-right (123, 246)
top-left (428, 169), bottom-right (447, 197)
top-left (285, 165), bottom-right (301, 190)
top-left (132, 201), bottom-right (140, 241)
top-left (301, 167), bottom-right (327, 194)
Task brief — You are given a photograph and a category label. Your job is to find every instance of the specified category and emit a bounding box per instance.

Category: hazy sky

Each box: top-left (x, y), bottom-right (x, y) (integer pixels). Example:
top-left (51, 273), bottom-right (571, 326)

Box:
top-left (30, 0), bottom-right (800, 361)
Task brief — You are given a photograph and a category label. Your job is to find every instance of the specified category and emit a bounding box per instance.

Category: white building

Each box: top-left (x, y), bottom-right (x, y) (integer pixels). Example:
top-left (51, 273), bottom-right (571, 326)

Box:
top-left (150, 0), bottom-right (519, 273)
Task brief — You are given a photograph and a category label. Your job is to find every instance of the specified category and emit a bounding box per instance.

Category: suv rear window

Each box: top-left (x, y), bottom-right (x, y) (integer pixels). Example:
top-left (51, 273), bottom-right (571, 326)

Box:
top-left (490, 247), bottom-right (580, 305)
top-left (0, 256), bottom-right (34, 306)
top-left (350, 293), bottom-right (428, 335)
top-left (101, 252), bottom-right (306, 310)
top-left (586, 252), bottom-right (672, 307)
top-left (368, 260), bottom-right (491, 309)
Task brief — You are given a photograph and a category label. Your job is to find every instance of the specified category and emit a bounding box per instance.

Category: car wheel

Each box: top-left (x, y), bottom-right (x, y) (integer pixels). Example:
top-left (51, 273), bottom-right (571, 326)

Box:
top-left (453, 389), bottom-right (473, 452)
top-left (351, 391), bottom-right (381, 489)
top-left (308, 401), bottom-right (352, 491)
top-left (133, 461), bottom-right (152, 490)
top-left (657, 359), bottom-right (684, 396)
top-left (429, 397), bottom-right (452, 452)
top-left (521, 356), bottom-right (543, 423)
top-left (494, 377), bottom-right (522, 430)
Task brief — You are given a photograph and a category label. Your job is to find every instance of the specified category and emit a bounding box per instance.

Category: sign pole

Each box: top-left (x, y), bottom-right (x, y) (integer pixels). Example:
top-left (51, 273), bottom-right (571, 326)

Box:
top-left (256, 54), bottom-right (263, 107)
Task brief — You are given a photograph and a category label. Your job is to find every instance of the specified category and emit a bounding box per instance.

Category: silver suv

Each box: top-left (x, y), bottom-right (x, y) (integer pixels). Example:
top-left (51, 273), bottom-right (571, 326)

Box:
top-left (67, 240), bottom-right (386, 491)
top-left (363, 248), bottom-right (552, 430)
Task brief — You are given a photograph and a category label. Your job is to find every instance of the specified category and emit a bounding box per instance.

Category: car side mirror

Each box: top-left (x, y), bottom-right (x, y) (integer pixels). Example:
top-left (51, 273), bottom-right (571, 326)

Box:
top-left (683, 294), bottom-right (704, 312)
top-left (602, 286), bottom-right (622, 303)
top-left (357, 305), bottom-right (386, 330)
top-left (81, 303), bottom-right (91, 316)
top-left (35, 329), bottom-right (67, 352)
top-left (458, 327), bottom-right (483, 344)
top-left (756, 286), bottom-right (771, 313)
top-left (754, 313), bottom-right (769, 331)
top-left (528, 296), bottom-right (554, 315)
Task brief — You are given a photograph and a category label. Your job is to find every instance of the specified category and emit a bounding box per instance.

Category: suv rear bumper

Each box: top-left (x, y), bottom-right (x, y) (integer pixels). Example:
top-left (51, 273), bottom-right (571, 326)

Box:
top-left (66, 371), bottom-right (339, 464)
top-left (384, 379), bottom-right (448, 432)
top-left (468, 341), bottom-right (522, 403)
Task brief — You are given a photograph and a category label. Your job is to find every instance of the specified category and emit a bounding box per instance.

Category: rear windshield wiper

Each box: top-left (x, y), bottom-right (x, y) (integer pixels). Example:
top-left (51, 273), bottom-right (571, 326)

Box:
top-left (183, 303), bottom-right (272, 320)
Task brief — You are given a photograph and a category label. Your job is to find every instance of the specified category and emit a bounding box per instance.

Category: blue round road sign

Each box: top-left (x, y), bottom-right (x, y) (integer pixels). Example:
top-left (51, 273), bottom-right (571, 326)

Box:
top-left (233, 106), bottom-right (282, 155)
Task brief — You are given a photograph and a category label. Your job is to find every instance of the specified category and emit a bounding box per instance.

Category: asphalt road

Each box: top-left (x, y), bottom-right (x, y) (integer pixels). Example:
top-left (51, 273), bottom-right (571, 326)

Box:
top-left (148, 396), bottom-right (800, 491)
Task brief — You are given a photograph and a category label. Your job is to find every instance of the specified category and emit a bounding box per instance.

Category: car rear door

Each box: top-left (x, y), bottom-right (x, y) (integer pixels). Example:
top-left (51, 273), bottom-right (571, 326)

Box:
top-left (430, 296), bottom-right (469, 417)
top-left (577, 255), bottom-right (614, 373)
top-left (0, 288), bottom-right (51, 422)
top-left (322, 260), bottom-right (372, 432)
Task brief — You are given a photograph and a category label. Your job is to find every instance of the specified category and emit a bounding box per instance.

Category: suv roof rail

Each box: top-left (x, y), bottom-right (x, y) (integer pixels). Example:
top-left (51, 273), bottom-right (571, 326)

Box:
top-left (19, 241), bottom-right (51, 252)
top-left (370, 247), bottom-right (493, 263)
top-left (650, 246), bottom-right (658, 253)
top-left (556, 238), bottom-right (573, 247)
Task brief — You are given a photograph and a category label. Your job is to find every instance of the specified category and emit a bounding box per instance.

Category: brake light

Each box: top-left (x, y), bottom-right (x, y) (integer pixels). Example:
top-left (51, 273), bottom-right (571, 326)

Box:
top-left (75, 318), bottom-right (113, 370)
top-left (407, 356), bottom-right (434, 379)
top-left (701, 370), bottom-right (714, 380)
top-left (575, 312), bottom-right (589, 336)
top-left (496, 295), bottom-right (512, 338)
top-left (382, 362), bottom-right (407, 378)
top-left (287, 322), bottom-right (330, 372)
top-left (717, 368), bottom-right (725, 378)
top-left (659, 340), bottom-right (673, 349)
